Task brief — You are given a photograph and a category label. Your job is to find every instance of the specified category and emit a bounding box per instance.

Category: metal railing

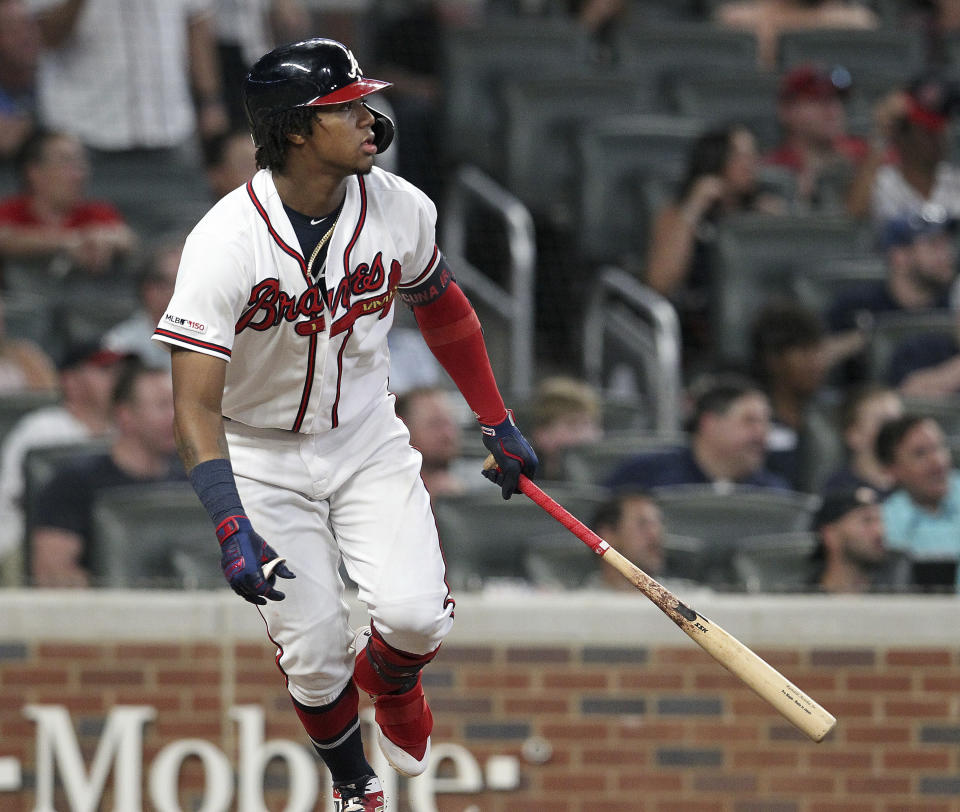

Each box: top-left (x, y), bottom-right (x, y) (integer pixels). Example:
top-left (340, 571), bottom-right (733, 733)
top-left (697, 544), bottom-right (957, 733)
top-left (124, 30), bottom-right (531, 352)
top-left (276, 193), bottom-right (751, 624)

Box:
top-left (582, 266), bottom-right (682, 434)
top-left (441, 165), bottom-right (536, 400)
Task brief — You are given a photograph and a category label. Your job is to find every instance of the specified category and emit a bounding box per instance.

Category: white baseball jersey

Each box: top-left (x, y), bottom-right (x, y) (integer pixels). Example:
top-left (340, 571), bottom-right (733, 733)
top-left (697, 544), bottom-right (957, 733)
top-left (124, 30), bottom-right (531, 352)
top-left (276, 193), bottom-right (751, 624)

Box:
top-left (153, 167), bottom-right (446, 433)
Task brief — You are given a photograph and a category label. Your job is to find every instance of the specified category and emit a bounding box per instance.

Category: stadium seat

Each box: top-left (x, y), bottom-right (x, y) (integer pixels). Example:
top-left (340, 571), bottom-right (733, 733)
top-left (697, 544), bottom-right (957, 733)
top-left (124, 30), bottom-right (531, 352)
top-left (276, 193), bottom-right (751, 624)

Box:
top-left (51, 284), bottom-right (139, 350)
top-left (601, 399), bottom-right (656, 433)
top-left (711, 213), bottom-right (873, 364)
top-left (0, 163), bottom-right (15, 198)
top-left (432, 481), bottom-right (609, 590)
top-left (0, 391), bottom-right (61, 447)
top-left (864, 310), bottom-right (956, 383)
top-left (901, 395), bottom-right (960, 437)
top-left (89, 482), bottom-right (222, 589)
top-left (634, 175), bottom-right (678, 260)
top-left (650, 484), bottom-right (821, 588)
top-left (440, 19), bottom-right (594, 176)
top-left (489, 0), bottom-right (703, 26)
top-left (21, 440), bottom-right (111, 581)
top-left (509, 394), bottom-right (651, 439)
top-left (1, 291), bottom-right (57, 356)
top-left (790, 256), bottom-right (887, 317)
top-left (666, 69), bottom-right (781, 150)
top-left (526, 531), bottom-right (709, 589)
top-left (948, 434), bottom-right (960, 469)
top-left (577, 114), bottom-right (705, 264)
top-left (794, 396), bottom-right (846, 495)
top-left (776, 28), bottom-right (925, 83)
top-left (730, 531), bottom-right (819, 593)
top-left (613, 25), bottom-right (759, 108)
top-left (562, 431), bottom-right (687, 486)
top-left (502, 75), bottom-right (656, 222)
top-left (87, 149), bottom-right (212, 237)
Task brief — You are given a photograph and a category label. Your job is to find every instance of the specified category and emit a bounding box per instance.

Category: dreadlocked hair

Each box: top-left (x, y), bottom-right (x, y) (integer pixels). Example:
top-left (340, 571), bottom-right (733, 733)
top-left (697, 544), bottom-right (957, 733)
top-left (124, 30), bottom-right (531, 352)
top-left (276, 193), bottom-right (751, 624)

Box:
top-left (253, 107), bottom-right (316, 173)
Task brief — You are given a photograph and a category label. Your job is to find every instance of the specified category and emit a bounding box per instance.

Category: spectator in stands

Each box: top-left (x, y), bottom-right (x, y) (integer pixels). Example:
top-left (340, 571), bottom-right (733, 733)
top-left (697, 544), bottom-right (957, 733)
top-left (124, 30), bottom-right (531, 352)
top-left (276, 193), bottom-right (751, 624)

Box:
top-left (212, 0), bottom-right (310, 128)
top-left (809, 485), bottom-right (910, 593)
top-left (0, 339), bottom-right (123, 572)
top-left (203, 128), bottom-right (257, 200)
top-left (894, 0), bottom-right (958, 66)
top-left (0, 293), bottom-right (56, 394)
top-left (103, 238), bottom-right (181, 369)
top-left (823, 383), bottom-right (903, 495)
top-left (0, 128), bottom-right (136, 278)
top-left (827, 207), bottom-right (957, 381)
top-left (0, 0), bottom-right (40, 163)
top-left (586, 489), bottom-right (667, 590)
top-left (765, 63), bottom-right (870, 211)
top-left (886, 292), bottom-right (960, 399)
top-left (847, 74), bottom-right (960, 224)
top-left (395, 386), bottom-right (478, 499)
top-left (646, 124), bottom-right (787, 362)
top-left (27, 0), bottom-right (228, 181)
top-left (714, 0), bottom-right (878, 71)
top-left (877, 413), bottom-right (960, 592)
top-left (605, 375), bottom-right (789, 491)
top-left (571, 0), bottom-right (627, 56)
top-left (30, 358), bottom-right (185, 587)
top-left (369, 0), bottom-right (453, 200)
top-left (530, 376), bottom-right (603, 481)
top-left (914, 0), bottom-right (960, 65)
top-left (750, 300), bottom-right (831, 488)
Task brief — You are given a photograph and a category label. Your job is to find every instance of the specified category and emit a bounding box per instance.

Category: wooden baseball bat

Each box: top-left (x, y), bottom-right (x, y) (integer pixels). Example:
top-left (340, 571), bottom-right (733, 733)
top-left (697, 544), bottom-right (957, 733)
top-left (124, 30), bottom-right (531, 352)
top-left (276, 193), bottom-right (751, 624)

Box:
top-left (482, 458), bottom-right (836, 742)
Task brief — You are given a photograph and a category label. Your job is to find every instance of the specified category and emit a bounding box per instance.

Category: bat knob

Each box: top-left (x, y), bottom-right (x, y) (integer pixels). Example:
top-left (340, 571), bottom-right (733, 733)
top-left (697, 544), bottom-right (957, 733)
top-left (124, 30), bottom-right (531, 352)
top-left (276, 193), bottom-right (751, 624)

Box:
top-left (262, 557), bottom-right (286, 580)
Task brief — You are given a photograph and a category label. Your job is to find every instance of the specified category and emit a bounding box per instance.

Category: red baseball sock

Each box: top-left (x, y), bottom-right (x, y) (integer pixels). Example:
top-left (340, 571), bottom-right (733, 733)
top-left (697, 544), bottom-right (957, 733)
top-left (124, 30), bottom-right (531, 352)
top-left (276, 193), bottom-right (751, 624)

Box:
top-left (292, 681), bottom-right (371, 784)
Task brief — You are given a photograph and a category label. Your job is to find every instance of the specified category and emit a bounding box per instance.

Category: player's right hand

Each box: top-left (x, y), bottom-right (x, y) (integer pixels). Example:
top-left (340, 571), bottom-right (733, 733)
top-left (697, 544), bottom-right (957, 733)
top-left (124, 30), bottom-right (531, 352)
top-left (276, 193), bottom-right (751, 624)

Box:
top-left (215, 515), bottom-right (295, 605)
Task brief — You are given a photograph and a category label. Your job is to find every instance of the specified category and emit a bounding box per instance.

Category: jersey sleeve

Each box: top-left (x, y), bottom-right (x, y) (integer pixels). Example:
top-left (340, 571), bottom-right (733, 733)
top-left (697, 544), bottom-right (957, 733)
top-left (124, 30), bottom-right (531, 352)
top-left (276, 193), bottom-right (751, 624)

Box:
top-left (152, 227), bottom-right (252, 362)
top-left (397, 185), bottom-right (444, 291)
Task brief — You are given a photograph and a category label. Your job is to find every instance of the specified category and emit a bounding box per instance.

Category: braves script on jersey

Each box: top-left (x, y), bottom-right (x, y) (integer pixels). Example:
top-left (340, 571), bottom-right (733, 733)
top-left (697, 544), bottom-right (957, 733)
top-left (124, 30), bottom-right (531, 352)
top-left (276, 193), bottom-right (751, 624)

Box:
top-left (153, 166), bottom-right (446, 432)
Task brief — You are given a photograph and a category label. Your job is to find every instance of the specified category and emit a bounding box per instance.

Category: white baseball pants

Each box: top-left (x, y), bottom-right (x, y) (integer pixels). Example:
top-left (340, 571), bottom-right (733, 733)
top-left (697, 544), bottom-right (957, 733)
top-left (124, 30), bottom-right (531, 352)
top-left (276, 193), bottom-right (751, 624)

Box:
top-left (224, 396), bottom-right (454, 707)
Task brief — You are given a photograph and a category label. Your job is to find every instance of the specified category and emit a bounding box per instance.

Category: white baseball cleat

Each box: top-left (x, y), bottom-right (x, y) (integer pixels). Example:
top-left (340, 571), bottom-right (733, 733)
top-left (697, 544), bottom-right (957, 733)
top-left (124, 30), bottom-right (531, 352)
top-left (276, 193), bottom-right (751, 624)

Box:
top-left (332, 772), bottom-right (385, 811)
top-left (375, 723), bottom-right (431, 778)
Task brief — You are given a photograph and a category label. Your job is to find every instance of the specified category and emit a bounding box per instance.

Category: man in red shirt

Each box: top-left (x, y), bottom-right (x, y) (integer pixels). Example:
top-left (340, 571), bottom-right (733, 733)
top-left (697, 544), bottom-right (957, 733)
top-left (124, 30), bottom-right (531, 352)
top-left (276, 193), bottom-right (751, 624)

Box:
top-left (0, 127), bottom-right (135, 277)
top-left (765, 63), bottom-right (868, 210)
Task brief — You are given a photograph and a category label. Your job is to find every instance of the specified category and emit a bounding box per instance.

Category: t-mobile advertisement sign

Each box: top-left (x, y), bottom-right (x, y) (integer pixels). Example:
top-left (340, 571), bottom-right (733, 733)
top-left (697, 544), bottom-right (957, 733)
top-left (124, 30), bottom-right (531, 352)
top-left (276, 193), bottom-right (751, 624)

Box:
top-left (3, 705), bottom-right (521, 811)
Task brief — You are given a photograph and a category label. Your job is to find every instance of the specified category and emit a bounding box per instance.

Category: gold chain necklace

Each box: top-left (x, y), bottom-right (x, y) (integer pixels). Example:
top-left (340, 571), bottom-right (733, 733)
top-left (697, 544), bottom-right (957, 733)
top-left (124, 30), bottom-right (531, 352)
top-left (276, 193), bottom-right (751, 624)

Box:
top-left (306, 216), bottom-right (339, 279)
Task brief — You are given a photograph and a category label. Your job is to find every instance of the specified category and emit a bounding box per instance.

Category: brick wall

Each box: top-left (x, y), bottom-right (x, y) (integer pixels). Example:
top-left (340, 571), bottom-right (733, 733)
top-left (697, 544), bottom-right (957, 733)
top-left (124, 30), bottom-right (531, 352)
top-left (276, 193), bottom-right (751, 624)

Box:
top-left (1, 592), bottom-right (958, 811)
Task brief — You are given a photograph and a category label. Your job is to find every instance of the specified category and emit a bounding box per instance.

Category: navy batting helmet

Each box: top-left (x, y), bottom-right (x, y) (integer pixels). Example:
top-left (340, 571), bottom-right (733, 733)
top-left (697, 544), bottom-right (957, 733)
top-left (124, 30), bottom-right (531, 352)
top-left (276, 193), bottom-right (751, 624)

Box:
top-left (243, 38), bottom-right (395, 153)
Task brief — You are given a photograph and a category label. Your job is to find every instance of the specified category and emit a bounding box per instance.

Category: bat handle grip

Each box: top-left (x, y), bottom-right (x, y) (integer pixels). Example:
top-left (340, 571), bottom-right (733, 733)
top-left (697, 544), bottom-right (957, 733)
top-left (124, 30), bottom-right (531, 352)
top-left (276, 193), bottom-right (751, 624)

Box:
top-left (518, 475), bottom-right (609, 556)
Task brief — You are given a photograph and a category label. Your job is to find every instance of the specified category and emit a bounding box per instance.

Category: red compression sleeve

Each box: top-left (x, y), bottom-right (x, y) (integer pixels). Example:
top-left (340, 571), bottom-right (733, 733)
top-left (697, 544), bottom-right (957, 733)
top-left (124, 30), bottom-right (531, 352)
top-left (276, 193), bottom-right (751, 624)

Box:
top-left (412, 282), bottom-right (507, 425)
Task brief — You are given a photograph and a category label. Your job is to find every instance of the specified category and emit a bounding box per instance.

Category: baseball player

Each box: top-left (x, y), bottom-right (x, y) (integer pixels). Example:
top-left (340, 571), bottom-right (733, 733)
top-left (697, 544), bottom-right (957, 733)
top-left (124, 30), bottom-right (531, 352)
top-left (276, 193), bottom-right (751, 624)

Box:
top-left (153, 39), bottom-right (537, 811)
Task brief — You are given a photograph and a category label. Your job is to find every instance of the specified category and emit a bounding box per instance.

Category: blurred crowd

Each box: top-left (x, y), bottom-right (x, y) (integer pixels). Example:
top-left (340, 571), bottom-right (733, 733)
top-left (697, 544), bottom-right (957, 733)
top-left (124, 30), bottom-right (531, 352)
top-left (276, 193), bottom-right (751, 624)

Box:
top-left (1, 0), bottom-right (960, 596)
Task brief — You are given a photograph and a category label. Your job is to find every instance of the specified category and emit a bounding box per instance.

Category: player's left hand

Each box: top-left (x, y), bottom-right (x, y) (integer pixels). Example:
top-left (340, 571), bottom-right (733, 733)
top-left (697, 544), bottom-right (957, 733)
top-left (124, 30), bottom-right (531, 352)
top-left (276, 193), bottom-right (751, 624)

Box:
top-left (216, 515), bottom-right (295, 605)
top-left (480, 410), bottom-right (538, 500)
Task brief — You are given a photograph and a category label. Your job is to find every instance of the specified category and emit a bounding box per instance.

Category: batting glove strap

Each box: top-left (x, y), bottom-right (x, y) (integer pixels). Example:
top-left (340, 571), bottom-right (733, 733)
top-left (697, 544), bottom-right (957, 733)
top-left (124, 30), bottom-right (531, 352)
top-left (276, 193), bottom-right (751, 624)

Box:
top-left (215, 515), bottom-right (293, 605)
top-left (215, 514), bottom-right (248, 544)
top-left (479, 409), bottom-right (538, 500)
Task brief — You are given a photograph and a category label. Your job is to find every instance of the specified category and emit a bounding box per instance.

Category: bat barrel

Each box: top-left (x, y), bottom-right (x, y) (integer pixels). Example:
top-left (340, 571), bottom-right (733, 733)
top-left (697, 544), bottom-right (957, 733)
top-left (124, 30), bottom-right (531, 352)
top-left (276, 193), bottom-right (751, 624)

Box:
top-left (515, 474), bottom-right (837, 743)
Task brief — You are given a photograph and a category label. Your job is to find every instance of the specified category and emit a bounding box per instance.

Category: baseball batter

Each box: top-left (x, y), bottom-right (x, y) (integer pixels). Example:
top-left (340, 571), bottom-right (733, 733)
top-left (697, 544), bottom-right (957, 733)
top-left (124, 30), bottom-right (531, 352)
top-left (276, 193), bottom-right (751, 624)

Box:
top-left (153, 39), bottom-right (538, 811)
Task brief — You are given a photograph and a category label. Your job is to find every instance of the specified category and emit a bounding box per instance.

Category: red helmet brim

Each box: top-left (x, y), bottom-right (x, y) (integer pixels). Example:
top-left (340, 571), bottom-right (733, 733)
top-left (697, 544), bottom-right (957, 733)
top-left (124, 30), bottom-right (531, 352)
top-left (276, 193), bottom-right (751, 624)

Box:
top-left (306, 78), bottom-right (392, 106)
